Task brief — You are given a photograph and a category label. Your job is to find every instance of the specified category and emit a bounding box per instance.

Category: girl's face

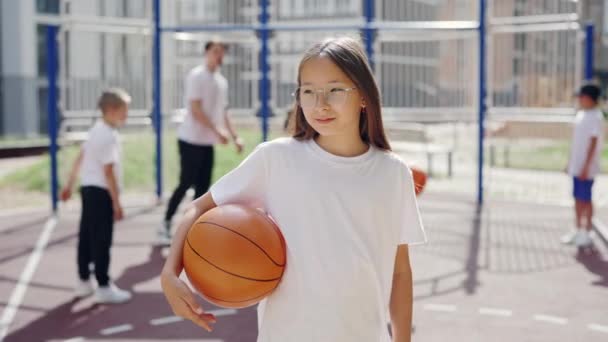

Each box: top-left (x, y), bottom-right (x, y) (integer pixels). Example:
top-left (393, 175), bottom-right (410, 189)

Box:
top-left (298, 57), bottom-right (364, 139)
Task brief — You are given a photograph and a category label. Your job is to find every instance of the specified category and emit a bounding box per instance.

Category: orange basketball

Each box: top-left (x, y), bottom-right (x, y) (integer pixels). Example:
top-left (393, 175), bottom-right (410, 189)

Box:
top-left (411, 167), bottom-right (427, 196)
top-left (182, 204), bottom-right (286, 309)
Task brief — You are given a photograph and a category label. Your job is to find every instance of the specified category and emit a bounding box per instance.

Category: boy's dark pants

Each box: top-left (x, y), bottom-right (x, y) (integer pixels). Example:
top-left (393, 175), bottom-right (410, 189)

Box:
top-left (78, 186), bottom-right (114, 287)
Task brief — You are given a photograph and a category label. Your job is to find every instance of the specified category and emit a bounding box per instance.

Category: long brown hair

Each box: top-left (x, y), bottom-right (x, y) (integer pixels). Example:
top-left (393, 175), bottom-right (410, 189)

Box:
top-left (290, 36), bottom-right (391, 151)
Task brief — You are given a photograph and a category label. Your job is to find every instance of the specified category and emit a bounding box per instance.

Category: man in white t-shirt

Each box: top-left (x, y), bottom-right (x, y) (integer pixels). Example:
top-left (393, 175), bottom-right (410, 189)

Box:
top-left (562, 84), bottom-right (605, 247)
top-left (159, 39), bottom-right (244, 245)
top-left (61, 88), bottom-right (133, 304)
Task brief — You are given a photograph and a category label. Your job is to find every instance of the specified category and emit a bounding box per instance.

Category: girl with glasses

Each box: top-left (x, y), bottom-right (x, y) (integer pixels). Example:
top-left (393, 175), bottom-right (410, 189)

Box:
top-left (161, 36), bottom-right (427, 342)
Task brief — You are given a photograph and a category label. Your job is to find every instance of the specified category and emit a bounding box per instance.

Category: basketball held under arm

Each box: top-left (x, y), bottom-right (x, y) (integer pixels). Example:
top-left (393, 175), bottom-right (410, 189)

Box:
top-left (160, 191), bottom-right (219, 331)
top-left (390, 244), bottom-right (413, 342)
top-left (162, 192), bottom-right (218, 277)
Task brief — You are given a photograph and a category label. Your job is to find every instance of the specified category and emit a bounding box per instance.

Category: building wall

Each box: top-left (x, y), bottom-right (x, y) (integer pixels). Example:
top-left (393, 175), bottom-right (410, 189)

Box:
top-left (0, 0), bottom-right (38, 137)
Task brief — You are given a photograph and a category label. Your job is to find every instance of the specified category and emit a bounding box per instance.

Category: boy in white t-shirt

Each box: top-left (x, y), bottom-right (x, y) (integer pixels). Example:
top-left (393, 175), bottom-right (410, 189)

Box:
top-left (61, 88), bottom-right (133, 303)
top-left (562, 84), bottom-right (605, 247)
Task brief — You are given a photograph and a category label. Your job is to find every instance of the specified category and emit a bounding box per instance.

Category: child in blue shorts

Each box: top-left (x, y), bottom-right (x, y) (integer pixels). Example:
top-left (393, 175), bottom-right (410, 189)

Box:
top-left (563, 84), bottom-right (605, 247)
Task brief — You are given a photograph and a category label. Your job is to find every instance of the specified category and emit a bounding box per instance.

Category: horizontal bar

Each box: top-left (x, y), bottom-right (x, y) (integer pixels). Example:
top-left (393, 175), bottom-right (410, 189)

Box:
top-left (373, 21), bottom-right (479, 31)
top-left (487, 107), bottom-right (576, 119)
top-left (490, 13), bottom-right (578, 26)
top-left (491, 21), bottom-right (579, 33)
top-left (159, 21), bottom-right (480, 33)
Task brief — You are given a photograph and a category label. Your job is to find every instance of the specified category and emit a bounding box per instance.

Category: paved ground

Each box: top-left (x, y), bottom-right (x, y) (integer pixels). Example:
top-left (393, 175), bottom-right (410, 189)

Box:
top-left (1, 190), bottom-right (607, 342)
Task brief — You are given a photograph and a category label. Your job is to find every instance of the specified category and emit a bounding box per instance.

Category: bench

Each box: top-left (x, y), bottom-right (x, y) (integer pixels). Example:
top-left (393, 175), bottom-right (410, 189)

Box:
top-left (487, 119), bottom-right (608, 167)
top-left (385, 122), bottom-right (454, 177)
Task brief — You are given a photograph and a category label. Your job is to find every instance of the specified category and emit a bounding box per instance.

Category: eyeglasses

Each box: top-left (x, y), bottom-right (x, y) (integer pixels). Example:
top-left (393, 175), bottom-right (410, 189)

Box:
top-left (292, 86), bottom-right (357, 109)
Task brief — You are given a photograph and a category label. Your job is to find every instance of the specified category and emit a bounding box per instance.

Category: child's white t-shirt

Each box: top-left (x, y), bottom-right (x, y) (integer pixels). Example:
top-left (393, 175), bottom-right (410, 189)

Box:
top-left (210, 137), bottom-right (427, 342)
top-left (177, 64), bottom-right (228, 146)
top-left (80, 119), bottom-right (122, 190)
top-left (568, 109), bottom-right (605, 178)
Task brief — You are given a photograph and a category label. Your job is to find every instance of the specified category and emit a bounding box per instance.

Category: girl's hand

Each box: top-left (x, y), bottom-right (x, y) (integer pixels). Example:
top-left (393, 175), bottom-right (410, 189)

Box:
top-left (160, 272), bottom-right (217, 332)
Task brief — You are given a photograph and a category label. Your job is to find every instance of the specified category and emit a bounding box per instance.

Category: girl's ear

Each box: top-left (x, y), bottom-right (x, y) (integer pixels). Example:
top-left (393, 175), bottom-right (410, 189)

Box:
top-left (361, 98), bottom-right (366, 108)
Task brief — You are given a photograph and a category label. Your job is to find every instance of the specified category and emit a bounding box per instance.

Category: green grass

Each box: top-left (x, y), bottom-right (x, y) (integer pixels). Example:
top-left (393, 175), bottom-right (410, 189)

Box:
top-left (489, 141), bottom-right (608, 172)
top-left (0, 136), bottom-right (50, 148)
top-left (0, 128), bottom-right (278, 194)
top-left (2, 129), bottom-right (606, 194)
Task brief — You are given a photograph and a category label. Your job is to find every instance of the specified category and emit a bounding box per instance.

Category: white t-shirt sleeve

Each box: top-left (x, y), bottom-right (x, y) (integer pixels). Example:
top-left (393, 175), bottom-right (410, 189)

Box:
top-left (98, 136), bottom-right (119, 166)
top-left (398, 166), bottom-right (427, 246)
top-left (210, 143), bottom-right (268, 209)
top-left (589, 116), bottom-right (602, 137)
top-left (185, 72), bottom-right (204, 101)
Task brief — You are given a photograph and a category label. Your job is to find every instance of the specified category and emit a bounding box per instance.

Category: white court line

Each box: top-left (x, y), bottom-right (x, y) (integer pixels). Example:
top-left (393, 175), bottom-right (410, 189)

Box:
top-left (533, 314), bottom-right (568, 325)
top-left (100, 324), bottom-right (133, 336)
top-left (150, 316), bottom-right (184, 326)
top-left (588, 323), bottom-right (608, 334)
top-left (479, 307), bottom-right (513, 317)
top-left (423, 304), bottom-right (457, 313)
top-left (63, 337), bottom-right (85, 342)
top-left (150, 309), bottom-right (237, 327)
top-left (0, 216), bottom-right (57, 342)
top-left (208, 308), bottom-right (238, 317)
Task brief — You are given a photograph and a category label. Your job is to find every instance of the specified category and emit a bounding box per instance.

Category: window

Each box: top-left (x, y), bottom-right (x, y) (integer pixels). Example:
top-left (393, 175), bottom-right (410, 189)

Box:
top-left (514, 34), bottom-right (526, 50)
top-left (37, 25), bottom-right (48, 76)
top-left (36, 0), bottom-right (60, 14)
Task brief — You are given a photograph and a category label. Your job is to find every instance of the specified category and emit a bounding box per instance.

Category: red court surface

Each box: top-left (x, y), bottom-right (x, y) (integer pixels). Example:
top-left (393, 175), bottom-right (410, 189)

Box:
top-left (1, 194), bottom-right (607, 341)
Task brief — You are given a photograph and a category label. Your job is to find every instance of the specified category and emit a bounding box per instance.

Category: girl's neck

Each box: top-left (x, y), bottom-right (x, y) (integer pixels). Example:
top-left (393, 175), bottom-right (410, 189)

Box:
top-left (315, 133), bottom-right (368, 157)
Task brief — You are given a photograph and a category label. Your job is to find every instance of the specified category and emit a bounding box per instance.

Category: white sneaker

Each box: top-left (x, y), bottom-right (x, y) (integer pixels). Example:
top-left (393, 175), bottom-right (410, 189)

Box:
top-left (95, 283), bottom-right (132, 304)
top-left (574, 230), bottom-right (593, 247)
top-left (155, 220), bottom-right (172, 246)
top-left (560, 230), bottom-right (578, 245)
top-left (156, 228), bottom-right (172, 246)
top-left (74, 279), bottom-right (94, 298)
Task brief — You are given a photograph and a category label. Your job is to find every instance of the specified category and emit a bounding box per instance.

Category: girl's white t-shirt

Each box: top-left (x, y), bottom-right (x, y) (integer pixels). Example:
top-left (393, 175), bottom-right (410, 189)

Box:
top-left (210, 137), bottom-right (427, 342)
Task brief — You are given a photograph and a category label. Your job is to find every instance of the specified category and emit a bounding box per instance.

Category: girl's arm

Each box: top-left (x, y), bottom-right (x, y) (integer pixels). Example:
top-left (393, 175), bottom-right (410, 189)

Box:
top-left (389, 244), bottom-right (413, 342)
top-left (160, 192), bottom-right (218, 331)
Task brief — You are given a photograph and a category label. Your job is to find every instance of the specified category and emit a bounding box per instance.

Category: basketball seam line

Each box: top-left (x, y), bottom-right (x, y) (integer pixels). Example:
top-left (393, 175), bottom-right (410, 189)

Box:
top-left (202, 285), bottom-right (278, 304)
top-left (251, 210), bottom-right (288, 260)
top-left (194, 221), bottom-right (286, 267)
top-left (251, 211), bottom-right (287, 280)
top-left (186, 237), bottom-right (282, 282)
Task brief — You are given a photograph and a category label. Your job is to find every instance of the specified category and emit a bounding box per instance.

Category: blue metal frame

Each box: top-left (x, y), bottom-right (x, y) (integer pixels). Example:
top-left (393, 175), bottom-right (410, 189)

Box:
top-left (259, 0), bottom-right (270, 142)
top-left (152, 0), bottom-right (487, 202)
top-left (46, 25), bottom-right (59, 213)
top-left (584, 23), bottom-right (594, 81)
top-left (363, 0), bottom-right (375, 69)
top-left (477, 0), bottom-right (487, 205)
top-left (153, 0), bottom-right (163, 199)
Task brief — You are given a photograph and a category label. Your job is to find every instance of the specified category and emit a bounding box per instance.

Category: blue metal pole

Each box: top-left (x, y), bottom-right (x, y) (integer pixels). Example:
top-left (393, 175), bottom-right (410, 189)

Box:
top-left (477, 0), bottom-right (486, 205)
top-left (259, 0), bottom-right (270, 141)
top-left (46, 26), bottom-right (59, 213)
top-left (153, 0), bottom-right (163, 200)
top-left (364, 0), bottom-right (375, 69)
top-left (584, 23), bottom-right (594, 81)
